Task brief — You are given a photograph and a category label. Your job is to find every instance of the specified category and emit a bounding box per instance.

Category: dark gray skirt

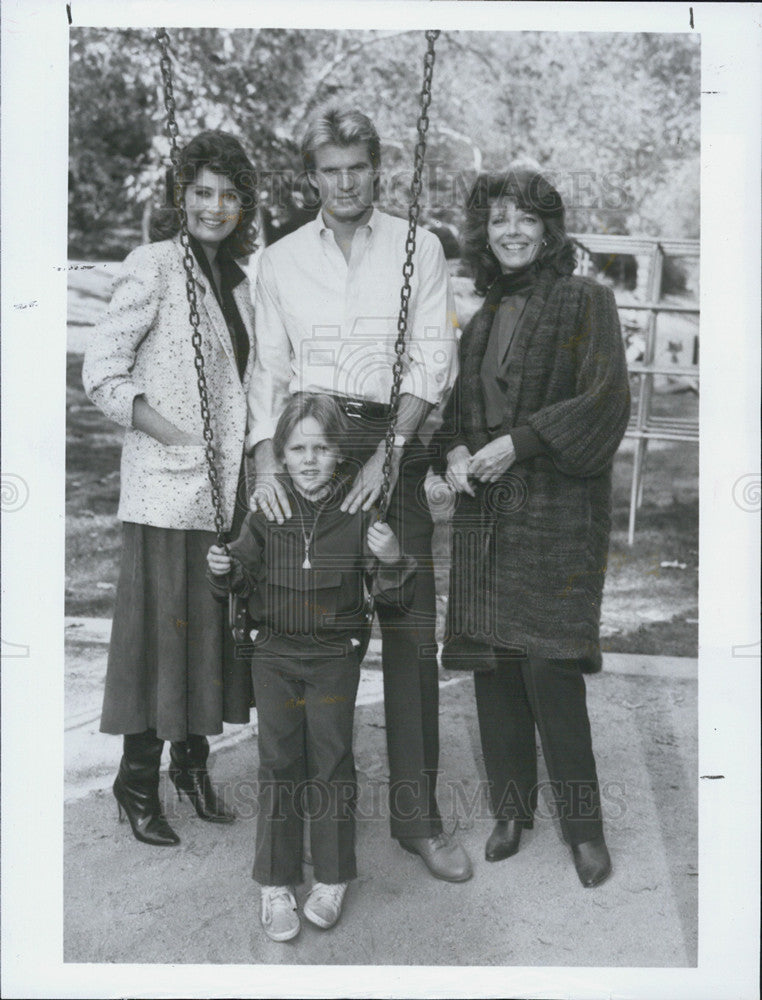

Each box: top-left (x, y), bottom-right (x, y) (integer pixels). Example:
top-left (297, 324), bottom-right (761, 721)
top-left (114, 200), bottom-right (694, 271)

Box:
top-left (100, 522), bottom-right (252, 742)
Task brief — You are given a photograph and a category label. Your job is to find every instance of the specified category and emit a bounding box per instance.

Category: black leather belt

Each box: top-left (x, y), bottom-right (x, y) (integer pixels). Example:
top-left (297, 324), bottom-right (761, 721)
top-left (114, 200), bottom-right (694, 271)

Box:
top-left (331, 395), bottom-right (391, 424)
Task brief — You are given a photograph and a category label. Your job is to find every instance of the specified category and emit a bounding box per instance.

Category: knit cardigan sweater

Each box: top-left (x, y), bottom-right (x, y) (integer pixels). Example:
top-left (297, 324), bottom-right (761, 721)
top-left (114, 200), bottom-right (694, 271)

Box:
top-left (438, 267), bottom-right (631, 671)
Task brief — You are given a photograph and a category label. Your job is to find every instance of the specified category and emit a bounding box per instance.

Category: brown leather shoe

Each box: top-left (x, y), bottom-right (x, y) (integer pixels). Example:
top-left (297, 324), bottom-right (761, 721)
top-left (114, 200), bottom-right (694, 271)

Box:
top-left (485, 819), bottom-right (523, 862)
top-left (399, 833), bottom-right (473, 882)
top-left (571, 836), bottom-right (612, 887)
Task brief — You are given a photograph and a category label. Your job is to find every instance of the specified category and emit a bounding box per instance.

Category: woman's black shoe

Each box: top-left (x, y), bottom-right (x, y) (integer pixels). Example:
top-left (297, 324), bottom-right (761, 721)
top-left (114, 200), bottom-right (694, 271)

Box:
top-left (485, 819), bottom-right (523, 862)
top-left (571, 835), bottom-right (611, 887)
top-left (169, 736), bottom-right (235, 824)
top-left (113, 730), bottom-right (180, 846)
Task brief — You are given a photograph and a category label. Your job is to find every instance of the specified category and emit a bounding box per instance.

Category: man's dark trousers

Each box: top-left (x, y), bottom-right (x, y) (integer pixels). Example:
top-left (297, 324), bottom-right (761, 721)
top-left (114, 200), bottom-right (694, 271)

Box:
top-left (348, 434), bottom-right (443, 841)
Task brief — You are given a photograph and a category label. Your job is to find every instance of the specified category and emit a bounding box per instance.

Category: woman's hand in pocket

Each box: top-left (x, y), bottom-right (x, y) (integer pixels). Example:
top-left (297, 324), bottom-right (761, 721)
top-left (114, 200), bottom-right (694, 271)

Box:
top-left (132, 395), bottom-right (204, 447)
top-left (163, 426), bottom-right (205, 447)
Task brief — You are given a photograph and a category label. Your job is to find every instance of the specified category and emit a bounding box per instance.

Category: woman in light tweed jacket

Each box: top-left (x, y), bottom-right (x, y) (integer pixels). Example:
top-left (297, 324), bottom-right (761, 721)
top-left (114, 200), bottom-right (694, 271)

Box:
top-left (437, 168), bottom-right (631, 887)
top-left (83, 131), bottom-right (257, 846)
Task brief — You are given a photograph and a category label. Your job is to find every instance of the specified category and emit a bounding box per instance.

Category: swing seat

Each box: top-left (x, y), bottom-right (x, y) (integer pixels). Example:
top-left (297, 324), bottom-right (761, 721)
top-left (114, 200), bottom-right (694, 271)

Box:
top-left (228, 591), bottom-right (375, 665)
top-left (353, 598), bottom-right (374, 664)
top-left (228, 592), bottom-right (252, 646)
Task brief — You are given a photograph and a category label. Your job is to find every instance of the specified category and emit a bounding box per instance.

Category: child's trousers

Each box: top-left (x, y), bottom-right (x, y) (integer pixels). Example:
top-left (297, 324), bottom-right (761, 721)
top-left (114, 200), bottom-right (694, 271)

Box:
top-left (251, 646), bottom-right (360, 886)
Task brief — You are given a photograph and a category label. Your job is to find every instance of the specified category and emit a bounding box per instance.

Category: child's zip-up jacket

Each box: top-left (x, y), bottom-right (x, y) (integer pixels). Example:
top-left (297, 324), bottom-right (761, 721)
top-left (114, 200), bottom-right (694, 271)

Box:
top-left (208, 472), bottom-right (417, 656)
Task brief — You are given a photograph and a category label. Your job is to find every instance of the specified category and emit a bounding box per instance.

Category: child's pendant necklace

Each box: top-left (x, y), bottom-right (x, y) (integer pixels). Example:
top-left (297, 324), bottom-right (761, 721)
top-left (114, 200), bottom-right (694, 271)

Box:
top-left (296, 485), bottom-right (333, 569)
top-left (300, 511), bottom-right (320, 569)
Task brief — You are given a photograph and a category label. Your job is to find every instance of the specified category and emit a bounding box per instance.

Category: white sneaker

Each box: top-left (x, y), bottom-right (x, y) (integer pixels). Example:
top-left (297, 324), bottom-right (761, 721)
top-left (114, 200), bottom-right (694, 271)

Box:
top-left (303, 881), bottom-right (348, 929)
top-left (260, 885), bottom-right (300, 942)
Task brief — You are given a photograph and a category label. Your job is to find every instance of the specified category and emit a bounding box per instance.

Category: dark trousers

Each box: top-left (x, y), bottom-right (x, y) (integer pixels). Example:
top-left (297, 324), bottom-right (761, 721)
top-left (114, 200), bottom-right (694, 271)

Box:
top-left (338, 411), bottom-right (442, 839)
top-left (375, 447), bottom-right (442, 839)
top-left (474, 656), bottom-right (603, 846)
top-left (251, 648), bottom-right (360, 886)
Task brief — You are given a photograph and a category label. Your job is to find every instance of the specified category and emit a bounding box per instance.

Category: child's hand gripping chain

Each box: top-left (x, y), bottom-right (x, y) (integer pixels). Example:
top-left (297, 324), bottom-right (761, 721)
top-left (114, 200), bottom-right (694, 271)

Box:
top-left (366, 521), bottom-right (401, 564)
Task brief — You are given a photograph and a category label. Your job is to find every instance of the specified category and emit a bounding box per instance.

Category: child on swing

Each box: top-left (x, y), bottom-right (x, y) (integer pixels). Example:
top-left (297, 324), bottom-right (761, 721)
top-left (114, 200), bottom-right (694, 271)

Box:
top-left (207, 392), bottom-right (415, 941)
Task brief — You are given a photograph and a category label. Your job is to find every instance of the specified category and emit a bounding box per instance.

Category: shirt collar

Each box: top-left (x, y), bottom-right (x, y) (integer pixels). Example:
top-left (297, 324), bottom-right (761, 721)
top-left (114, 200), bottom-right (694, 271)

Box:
top-left (313, 205), bottom-right (380, 240)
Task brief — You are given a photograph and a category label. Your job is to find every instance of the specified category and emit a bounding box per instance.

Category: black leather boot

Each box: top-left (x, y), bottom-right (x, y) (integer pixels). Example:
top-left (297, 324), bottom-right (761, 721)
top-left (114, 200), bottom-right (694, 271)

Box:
top-left (113, 730), bottom-right (180, 846)
top-left (168, 735), bottom-right (235, 823)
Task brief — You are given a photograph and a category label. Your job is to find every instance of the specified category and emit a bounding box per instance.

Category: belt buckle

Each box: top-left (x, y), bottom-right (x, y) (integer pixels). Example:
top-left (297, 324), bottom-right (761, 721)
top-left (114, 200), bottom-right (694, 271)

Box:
top-left (342, 398), bottom-right (365, 420)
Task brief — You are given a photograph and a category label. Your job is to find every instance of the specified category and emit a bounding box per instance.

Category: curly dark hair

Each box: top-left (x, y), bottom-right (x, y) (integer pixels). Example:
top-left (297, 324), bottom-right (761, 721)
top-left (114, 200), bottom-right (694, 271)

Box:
top-left (462, 169), bottom-right (577, 295)
top-left (149, 130), bottom-right (258, 258)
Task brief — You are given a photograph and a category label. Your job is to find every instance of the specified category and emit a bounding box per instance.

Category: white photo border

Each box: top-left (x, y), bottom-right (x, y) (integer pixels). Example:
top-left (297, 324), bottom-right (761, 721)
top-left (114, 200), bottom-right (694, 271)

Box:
top-left (1, 1), bottom-right (760, 997)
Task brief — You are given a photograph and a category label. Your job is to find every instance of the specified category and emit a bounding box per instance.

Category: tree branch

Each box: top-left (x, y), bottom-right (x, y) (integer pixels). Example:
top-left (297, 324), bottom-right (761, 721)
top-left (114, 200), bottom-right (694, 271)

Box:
top-left (440, 32), bottom-right (502, 77)
top-left (290, 30), bottom-right (422, 129)
top-left (436, 125), bottom-right (483, 172)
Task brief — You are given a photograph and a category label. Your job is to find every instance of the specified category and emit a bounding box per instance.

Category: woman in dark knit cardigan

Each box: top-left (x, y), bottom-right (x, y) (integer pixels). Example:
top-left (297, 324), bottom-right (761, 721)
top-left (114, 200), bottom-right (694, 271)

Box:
top-left (438, 168), bottom-right (631, 887)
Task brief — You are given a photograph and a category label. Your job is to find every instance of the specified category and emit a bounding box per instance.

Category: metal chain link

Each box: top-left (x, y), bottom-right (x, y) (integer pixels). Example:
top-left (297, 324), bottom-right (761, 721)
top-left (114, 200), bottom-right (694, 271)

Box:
top-left (157, 28), bottom-right (438, 536)
top-left (156, 29), bottom-right (228, 548)
top-left (377, 29), bottom-right (440, 519)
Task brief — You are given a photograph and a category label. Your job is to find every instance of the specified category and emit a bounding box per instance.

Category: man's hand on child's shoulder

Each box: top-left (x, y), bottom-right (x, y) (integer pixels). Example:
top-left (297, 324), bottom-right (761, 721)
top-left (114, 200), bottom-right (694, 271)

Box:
top-left (366, 521), bottom-right (401, 564)
top-left (207, 544), bottom-right (232, 577)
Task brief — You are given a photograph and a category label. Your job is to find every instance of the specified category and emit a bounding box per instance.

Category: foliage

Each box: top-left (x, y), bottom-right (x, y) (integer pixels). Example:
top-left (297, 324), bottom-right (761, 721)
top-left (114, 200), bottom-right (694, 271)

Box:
top-left (68, 28), bottom-right (700, 260)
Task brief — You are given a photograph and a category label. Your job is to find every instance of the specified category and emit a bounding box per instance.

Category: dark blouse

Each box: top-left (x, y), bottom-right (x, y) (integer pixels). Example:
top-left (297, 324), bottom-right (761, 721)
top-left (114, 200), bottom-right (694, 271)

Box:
top-left (480, 293), bottom-right (529, 434)
top-left (189, 236), bottom-right (249, 380)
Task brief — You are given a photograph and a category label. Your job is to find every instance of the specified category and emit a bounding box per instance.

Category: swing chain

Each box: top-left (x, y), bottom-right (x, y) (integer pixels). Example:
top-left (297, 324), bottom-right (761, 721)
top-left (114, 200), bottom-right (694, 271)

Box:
top-left (156, 27), bottom-right (439, 539)
top-left (156, 28), bottom-right (228, 549)
top-left (377, 29), bottom-right (440, 519)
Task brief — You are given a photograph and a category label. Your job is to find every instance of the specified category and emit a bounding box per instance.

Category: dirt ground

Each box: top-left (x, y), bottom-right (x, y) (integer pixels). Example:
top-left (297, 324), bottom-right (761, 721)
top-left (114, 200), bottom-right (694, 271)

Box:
top-left (64, 661), bottom-right (698, 967)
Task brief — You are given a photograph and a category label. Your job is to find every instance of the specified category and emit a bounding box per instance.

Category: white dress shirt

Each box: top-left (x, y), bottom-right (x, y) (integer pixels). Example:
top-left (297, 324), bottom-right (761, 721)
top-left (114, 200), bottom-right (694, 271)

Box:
top-left (247, 207), bottom-right (458, 449)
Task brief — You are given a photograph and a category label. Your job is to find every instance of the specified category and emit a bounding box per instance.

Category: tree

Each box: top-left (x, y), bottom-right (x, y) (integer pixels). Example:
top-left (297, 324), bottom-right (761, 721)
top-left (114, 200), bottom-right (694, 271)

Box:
top-left (68, 28), bottom-right (700, 259)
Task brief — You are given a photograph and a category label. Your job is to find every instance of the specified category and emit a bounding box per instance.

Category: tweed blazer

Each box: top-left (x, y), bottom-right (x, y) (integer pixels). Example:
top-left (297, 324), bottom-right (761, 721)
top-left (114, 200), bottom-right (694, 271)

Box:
top-left (83, 238), bottom-right (255, 531)
top-left (440, 268), bottom-right (631, 670)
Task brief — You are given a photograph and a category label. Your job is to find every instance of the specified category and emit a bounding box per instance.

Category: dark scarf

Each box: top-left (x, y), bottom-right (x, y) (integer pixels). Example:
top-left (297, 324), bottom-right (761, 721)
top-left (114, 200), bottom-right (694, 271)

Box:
top-left (189, 235), bottom-right (249, 380)
top-left (484, 262), bottom-right (540, 308)
top-left (460, 263), bottom-right (558, 456)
